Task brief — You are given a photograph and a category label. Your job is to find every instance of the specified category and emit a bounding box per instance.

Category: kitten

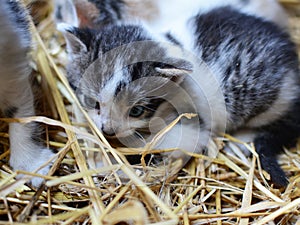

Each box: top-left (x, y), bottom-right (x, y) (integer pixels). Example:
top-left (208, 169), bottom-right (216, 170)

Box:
top-left (55, 0), bottom-right (288, 30)
top-left (55, 0), bottom-right (158, 29)
top-left (0, 0), bottom-right (54, 187)
top-left (59, 5), bottom-right (300, 187)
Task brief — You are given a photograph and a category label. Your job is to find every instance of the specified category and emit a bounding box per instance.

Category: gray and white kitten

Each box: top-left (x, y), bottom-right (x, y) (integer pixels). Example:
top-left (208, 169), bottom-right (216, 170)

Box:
top-left (0, 0), bottom-right (54, 187)
top-left (59, 4), bottom-right (300, 187)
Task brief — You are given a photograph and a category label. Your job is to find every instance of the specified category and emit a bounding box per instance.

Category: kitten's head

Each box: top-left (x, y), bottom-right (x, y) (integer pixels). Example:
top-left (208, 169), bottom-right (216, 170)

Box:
top-left (60, 24), bottom-right (194, 146)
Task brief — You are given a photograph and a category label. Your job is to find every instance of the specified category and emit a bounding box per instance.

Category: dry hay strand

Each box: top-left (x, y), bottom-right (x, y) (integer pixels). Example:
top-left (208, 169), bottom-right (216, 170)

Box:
top-left (0, 0), bottom-right (300, 224)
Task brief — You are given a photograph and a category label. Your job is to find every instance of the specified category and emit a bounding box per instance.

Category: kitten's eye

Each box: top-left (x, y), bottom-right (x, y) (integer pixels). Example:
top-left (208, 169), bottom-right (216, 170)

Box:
top-left (84, 96), bottom-right (100, 110)
top-left (129, 105), bottom-right (145, 118)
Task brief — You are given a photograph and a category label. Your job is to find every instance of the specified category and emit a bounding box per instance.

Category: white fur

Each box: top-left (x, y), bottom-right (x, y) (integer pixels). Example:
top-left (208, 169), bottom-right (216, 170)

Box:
top-left (56, 22), bottom-right (76, 33)
top-left (145, 0), bottom-right (288, 51)
top-left (239, 0), bottom-right (288, 28)
top-left (9, 124), bottom-right (55, 187)
top-left (155, 122), bottom-right (210, 158)
top-left (146, 0), bottom-right (202, 50)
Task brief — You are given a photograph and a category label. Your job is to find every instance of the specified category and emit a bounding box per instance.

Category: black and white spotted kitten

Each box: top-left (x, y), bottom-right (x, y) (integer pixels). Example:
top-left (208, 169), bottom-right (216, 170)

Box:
top-left (59, 5), bottom-right (300, 187)
top-left (0, 0), bottom-right (54, 187)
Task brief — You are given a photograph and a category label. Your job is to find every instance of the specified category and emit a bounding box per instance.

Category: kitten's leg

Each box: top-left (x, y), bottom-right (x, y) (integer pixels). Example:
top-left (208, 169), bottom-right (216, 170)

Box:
top-left (254, 119), bottom-right (300, 187)
top-left (3, 78), bottom-right (55, 187)
top-left (9, 124), bottom-right (55, 187)
top-left (0, 0), bottom-right (55, 187)
top-left (254, 134), bottom-right (288, 187)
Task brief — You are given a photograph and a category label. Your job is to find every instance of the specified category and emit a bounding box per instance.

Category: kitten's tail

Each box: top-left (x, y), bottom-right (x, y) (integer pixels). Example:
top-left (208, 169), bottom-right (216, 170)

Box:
top-left (0, 0), bottom-right (31, 81)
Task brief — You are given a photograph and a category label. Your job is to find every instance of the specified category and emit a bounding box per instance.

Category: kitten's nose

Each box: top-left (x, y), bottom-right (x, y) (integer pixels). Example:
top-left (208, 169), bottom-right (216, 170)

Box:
top-left (101, 126), bottom-right (116, 137)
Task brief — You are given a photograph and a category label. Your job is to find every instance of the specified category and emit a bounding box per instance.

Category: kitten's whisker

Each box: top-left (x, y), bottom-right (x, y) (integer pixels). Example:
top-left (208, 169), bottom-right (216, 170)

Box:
top-left (134, 131), bottom-right (146, 145)
top-left (143, 106), bottom-right (156, 112)
top-left (145, 93), bottom-right (168, 99)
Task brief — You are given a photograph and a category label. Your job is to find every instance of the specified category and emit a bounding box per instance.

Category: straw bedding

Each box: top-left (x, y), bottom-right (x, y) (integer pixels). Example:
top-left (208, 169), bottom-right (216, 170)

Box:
top-left (0, 0), bottom-right (299, 224)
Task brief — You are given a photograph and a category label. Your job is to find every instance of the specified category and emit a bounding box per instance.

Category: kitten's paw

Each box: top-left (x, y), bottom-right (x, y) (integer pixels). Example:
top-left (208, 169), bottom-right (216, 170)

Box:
top-left (10, 147), bottom-right (56, 188)
top-left (259, 155), bottom-right (289, 188)
top-left (28, 163), bottom-right (53, 188)
top-left (254, 134), bottom-right (289, 188)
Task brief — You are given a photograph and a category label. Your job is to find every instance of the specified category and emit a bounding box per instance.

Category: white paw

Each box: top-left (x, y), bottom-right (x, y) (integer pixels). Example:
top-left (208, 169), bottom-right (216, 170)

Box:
top-left (29, 164), bottom-right (52, 188)
top-left (10, 147), bottom-right (56, 188)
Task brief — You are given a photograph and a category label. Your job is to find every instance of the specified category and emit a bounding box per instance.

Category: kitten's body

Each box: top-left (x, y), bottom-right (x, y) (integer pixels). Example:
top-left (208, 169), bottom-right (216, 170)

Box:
top-left (0, 0), bottom-right (54, 187)
top-left (59, 3), bottom-right (299, 187)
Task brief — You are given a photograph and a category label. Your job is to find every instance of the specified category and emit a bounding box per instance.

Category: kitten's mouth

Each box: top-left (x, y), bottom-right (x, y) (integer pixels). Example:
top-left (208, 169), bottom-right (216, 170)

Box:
top-left (102, 129), bottom-right (151, 147)
top-left (103, 128), bottom-right (151, 139)
top-left (103, 134), bottom-right (118, 139)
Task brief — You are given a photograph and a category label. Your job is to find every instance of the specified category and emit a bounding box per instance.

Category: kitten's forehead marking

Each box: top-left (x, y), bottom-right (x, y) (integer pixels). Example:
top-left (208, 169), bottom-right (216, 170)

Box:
top-left (99, 59), bottom-right (131, 104)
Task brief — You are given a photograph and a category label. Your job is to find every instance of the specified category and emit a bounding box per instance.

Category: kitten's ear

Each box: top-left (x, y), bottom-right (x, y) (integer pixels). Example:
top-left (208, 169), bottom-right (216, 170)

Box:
top-left (72, 0), bottom-right (101, 28)
top-left (155, 59), bottom-right (193, 83)
top-left (57, 23), bottom-right (88, 55)
top-left (54, 0), bottom-right (79, 27)
top-left (54, 0), bottom-right (101, 29)
top-left (55, 0), bottom-right (88, 55)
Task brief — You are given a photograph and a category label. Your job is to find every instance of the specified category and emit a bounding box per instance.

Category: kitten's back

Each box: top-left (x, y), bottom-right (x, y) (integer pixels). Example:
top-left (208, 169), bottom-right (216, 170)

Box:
top-left (193, 6), bottom-right (300, 129)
